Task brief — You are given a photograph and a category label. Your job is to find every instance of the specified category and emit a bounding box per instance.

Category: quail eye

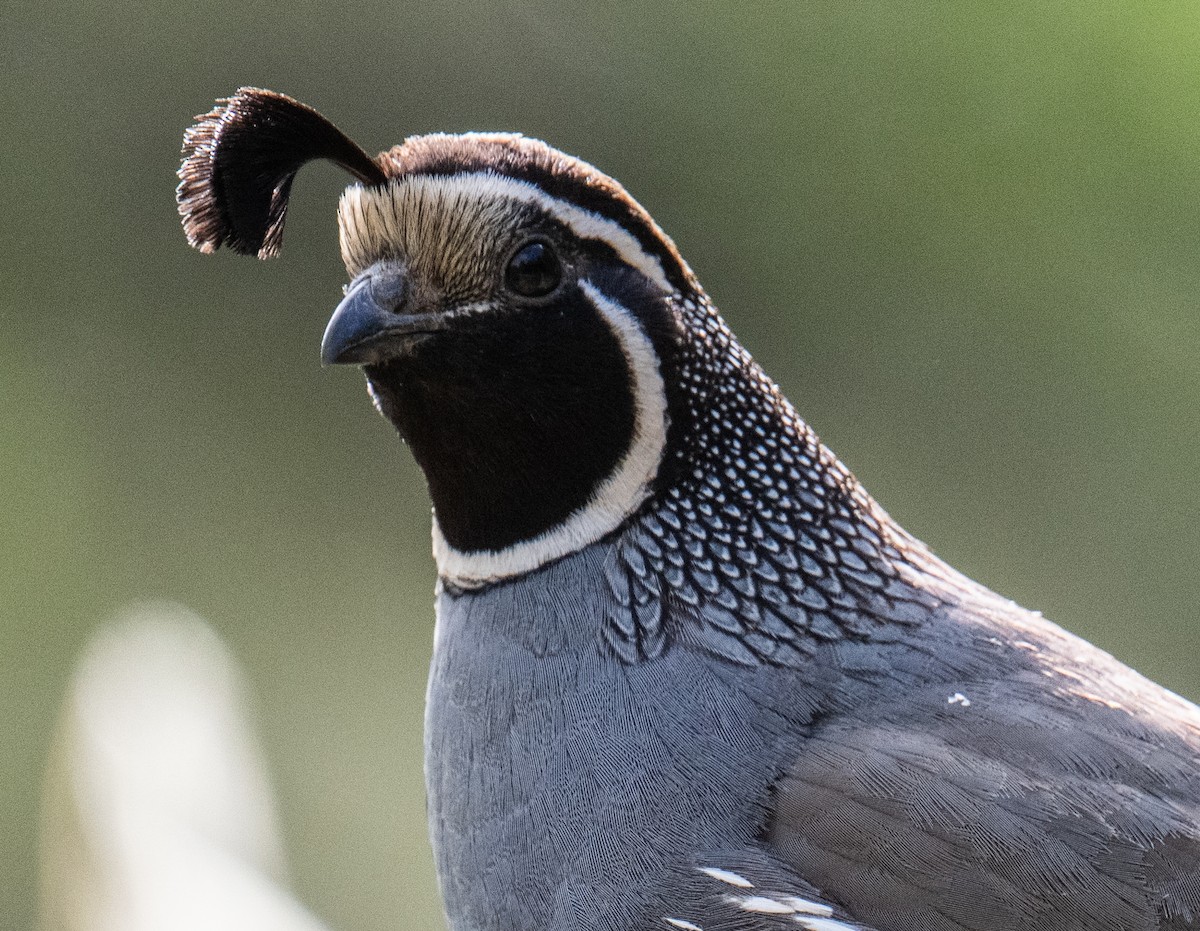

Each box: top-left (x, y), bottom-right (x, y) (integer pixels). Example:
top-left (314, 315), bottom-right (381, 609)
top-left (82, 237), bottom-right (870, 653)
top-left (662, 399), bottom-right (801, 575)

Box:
top-left (504, 240), bottom-right (562, 298)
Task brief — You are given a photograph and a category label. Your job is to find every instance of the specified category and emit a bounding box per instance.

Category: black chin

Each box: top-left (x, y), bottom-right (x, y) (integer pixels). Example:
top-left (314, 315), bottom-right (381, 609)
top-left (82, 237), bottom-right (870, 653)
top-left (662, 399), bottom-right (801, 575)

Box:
top-left (364, 287), bottom-right (637, 553)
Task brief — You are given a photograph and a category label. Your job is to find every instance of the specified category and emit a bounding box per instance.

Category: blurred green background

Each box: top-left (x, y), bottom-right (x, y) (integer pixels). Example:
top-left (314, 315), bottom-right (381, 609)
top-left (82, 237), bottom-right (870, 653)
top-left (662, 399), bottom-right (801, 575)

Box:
top-left (4, 2), bottom-right (1200, 929)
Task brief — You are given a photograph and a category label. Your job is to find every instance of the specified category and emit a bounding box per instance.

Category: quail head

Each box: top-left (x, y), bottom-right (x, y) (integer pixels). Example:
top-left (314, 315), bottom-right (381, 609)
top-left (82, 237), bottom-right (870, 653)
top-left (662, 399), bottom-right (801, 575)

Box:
top-left (179, 88), bottom-right (1200, 931)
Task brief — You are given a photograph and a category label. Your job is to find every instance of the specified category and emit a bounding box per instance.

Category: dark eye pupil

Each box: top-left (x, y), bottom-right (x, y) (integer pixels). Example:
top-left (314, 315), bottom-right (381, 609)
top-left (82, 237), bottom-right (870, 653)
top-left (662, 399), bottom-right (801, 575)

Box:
top-left (505, 241), bottom-right (562, 297)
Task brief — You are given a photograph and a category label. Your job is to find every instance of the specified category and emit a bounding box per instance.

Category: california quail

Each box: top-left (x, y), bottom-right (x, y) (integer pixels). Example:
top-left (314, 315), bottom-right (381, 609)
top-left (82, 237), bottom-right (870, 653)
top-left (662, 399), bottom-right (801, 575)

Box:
top-left (178, 88), bottom-right (1200, 931)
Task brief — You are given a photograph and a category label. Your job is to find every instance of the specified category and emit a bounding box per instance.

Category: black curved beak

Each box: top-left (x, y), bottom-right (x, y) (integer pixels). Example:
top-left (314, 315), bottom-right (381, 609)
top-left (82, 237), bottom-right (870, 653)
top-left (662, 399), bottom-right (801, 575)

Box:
top-left (321, 264), bottom-right (446, 366)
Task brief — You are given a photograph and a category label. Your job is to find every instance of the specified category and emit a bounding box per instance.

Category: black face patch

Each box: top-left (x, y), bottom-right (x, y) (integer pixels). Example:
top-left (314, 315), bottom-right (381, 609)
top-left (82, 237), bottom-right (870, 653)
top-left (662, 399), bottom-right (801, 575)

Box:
top-left (364, 282), bottom-right (636, 553)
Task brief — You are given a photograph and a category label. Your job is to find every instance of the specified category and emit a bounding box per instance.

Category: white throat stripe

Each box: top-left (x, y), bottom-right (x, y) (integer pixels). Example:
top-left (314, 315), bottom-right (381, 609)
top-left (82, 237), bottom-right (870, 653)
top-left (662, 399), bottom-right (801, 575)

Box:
top-left (432, 280), bottom-right (669, 587)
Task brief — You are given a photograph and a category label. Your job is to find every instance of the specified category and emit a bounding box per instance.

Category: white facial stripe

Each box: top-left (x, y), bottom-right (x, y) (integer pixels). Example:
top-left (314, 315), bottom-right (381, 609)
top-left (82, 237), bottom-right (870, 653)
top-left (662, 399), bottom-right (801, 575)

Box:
top-left (338, 173), bottom-right (674, 293)
top-left (432, 280), bottom-right (669, 588)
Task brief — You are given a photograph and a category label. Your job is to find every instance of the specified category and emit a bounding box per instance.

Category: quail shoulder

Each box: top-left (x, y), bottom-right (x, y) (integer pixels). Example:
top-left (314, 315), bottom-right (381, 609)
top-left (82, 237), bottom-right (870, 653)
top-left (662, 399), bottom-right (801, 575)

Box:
top-left (179, 88), bottom-right (1200, 931)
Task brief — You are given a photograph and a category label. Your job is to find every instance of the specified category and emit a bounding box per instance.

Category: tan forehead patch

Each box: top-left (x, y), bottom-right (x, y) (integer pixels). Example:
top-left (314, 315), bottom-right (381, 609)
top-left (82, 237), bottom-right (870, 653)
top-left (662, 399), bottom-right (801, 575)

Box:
top-left (337, 172), bottom-right (674, 296)
top-left (338, 176), bottom-right (526, 301)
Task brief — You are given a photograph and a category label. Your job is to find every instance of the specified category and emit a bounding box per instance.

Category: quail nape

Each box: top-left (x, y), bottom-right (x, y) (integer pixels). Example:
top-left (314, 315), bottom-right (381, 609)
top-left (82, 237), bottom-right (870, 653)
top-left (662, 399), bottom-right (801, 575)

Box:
top-left (177, 88), bottom-right (1200, 931)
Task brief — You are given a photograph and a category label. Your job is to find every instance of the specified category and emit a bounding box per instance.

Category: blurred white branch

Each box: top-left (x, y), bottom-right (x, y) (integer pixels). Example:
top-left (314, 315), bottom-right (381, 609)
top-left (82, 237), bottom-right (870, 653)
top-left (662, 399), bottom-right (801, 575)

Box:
top-left (39, 603), bottom-right (331, 931)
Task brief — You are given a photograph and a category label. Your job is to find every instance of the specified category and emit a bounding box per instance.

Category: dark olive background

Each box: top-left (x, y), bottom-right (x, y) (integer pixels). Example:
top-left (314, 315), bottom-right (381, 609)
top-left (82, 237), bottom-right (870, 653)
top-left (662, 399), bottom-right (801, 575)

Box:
top-left (3, 4), bottom-right (1199, 929)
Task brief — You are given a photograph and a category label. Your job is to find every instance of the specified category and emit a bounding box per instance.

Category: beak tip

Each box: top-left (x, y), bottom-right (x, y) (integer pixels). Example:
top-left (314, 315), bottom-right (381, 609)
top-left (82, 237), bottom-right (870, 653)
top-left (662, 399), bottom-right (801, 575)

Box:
top-left (318, 341), bottom-right (343, 367)
top-left (319, 331), bottom-right (353, 367)
top-left (321, 277), bottom-right (383, 367)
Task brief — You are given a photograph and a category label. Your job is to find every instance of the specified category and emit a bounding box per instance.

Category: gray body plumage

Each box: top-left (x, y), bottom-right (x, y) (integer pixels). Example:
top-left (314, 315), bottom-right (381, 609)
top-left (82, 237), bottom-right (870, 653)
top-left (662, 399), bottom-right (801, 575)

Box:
top-left (428, 537), bottom-right (1200, 931)
top-left (428, 544), bottom-right (794, 931)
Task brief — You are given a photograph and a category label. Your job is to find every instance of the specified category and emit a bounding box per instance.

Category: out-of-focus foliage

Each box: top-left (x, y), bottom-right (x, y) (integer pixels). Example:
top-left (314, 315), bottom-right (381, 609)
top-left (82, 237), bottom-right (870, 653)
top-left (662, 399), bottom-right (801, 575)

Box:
top-left (41, 604), bottom-right (330, 931)
top-left (3, 3), bottom-right (1199, 930)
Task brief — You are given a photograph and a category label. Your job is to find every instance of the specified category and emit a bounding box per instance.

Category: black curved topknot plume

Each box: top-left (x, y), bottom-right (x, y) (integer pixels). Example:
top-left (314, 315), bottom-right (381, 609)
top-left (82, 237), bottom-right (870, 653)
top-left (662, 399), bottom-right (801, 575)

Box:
top-left (177, 87), bottom-right (387, 259)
